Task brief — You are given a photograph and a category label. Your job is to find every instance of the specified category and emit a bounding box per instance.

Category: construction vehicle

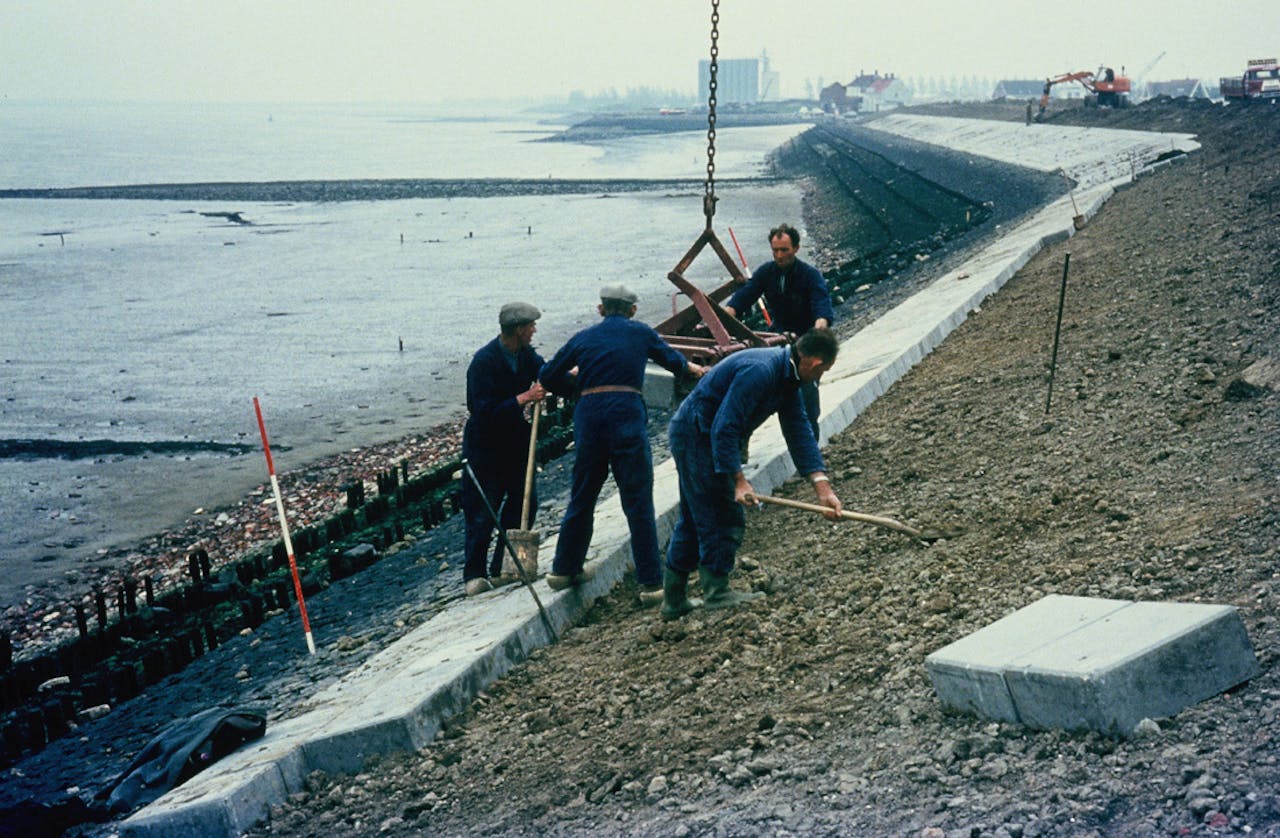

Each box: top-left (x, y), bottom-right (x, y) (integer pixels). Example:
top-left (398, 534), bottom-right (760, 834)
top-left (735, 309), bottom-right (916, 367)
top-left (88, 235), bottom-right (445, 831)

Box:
top-left (1220, 58), bottom-right (1280, 102)
top-left (1036, 66), bottom-right (1131, 120)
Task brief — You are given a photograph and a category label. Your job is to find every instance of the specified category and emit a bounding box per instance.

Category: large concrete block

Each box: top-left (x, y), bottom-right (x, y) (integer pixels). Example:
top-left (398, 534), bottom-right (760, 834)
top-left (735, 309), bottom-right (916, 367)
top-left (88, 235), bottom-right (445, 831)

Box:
top-left (926, 595), bottom-right (1259, 734)
top-left (926, 595), bottom-right (1128, 722)
top-left (642, 364), bottom-right (675, 410)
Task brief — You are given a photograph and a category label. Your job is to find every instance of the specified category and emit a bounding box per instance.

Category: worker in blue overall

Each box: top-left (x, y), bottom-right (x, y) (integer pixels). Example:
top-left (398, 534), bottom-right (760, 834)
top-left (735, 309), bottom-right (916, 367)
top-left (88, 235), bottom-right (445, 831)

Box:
top-left (722, 223), bottom-right (835, 441)
top-left (662, 328), bottom-right (843, 619)
top-left (540, 284), bottom-right (705, 605)
top-left (460, 302), bottom-right (546, 597)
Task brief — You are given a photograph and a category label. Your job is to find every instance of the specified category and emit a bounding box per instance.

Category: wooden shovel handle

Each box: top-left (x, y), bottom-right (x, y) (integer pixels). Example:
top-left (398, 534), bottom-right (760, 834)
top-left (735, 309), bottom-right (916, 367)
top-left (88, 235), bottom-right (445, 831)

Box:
top-left (520, 401), bottom-right (541, 530)
top-left (756, 494), bottom-right (924, 540)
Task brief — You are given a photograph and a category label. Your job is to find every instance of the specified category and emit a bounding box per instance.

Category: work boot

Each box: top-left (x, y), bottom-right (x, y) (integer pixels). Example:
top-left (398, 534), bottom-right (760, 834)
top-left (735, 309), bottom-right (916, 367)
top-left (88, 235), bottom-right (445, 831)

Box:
top-left (698, 567), bottom-right (763, 611)
top-left (464, 578), bottom-right (492, 597)
top-left (546, 565), bottom-right (595, 591)
top-left (660, 568), bottom-right (700, 620)
top-left (491, 573), bottom-right (520, 588)
top-left (637, 584), bottom-right (664, 606)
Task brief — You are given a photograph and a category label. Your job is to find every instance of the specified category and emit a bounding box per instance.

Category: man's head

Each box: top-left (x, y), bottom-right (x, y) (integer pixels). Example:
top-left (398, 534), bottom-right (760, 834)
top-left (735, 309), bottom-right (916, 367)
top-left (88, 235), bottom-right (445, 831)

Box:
top-left (499, 301), bottom-right (541, 347)
top-left (793, 327), bottom-right (838, 384)
top-left (598, 283), bottom-right (638, 318)
top-left (769, 223), bottom-right (801, 270)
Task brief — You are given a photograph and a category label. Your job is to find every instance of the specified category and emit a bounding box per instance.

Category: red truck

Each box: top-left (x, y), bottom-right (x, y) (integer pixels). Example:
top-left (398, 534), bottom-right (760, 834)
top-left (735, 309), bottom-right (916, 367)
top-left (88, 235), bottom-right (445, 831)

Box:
top-left (1220, 58), bottom-right (1280, 102)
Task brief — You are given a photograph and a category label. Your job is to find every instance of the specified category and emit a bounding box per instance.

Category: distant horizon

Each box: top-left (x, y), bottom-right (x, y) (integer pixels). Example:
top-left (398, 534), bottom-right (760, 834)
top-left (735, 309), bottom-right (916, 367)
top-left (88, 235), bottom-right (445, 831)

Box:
top-left (3, 1), bottom-right (1271, 105)
top-left (0, 64), bottom-right (1236, 111)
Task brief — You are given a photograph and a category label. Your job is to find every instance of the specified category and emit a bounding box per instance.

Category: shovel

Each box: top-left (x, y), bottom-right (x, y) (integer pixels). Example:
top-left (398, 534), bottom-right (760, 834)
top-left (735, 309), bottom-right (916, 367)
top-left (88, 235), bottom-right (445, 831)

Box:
top-left (462, 459), bottom-right (557, 642)
top-left (501, 400), bottom-right (541, 581)
top-left (1061, 170), bottom-right (1086, 230)
top-left (756, 495), bottom-right (946, 543)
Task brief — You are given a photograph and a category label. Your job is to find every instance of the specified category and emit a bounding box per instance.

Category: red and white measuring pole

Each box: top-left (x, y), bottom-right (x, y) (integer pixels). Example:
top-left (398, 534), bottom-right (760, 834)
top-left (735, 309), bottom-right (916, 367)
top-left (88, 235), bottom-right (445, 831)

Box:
top-left (728, 226), bottom-right (772, 327)
top-left (252, 397), bottom-right (316, 655)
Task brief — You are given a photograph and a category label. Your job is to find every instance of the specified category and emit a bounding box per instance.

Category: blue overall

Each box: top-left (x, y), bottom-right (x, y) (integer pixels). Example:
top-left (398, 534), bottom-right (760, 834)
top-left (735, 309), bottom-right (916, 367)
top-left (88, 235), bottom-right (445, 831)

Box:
top-left (666, 347), bottom-right (825, 576)
top-left (726, 256), bottom-right (835, 438)
top-left (460, 337), bottom-right (544, 581)
top-left (540, 314), bottom-right (689, 587)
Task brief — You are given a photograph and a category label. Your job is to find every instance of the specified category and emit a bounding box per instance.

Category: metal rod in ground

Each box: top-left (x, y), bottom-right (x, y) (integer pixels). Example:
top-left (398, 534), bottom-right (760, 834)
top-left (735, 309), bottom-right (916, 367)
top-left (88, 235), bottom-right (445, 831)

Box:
top-left (253, 397), bottom-right (316, 654)
top-left (461, 459), bottom-right (557, 642)
top-left (1045, 252), bottom-right (1072, 415)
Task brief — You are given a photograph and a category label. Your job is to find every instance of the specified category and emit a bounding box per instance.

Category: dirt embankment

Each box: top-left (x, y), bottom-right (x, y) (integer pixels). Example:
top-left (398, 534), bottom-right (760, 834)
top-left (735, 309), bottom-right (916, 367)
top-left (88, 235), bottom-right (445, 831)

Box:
top-left (246, 100), bottom-right (1280, 837)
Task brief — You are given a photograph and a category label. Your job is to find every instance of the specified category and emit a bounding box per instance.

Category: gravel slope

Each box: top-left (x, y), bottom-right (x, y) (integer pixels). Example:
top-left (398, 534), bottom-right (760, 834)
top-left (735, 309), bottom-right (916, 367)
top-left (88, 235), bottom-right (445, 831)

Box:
top-left (245, 100), bottom-right (1280, 837)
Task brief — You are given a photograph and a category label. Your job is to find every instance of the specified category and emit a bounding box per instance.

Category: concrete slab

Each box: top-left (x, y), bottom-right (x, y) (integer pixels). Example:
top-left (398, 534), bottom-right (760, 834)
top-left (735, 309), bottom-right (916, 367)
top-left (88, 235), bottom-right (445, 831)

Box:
top-left (643, 364), bottom-right (677, 409)
top-left (926, 595), bottom-right (1260, 734)
top-left (121, 117), bottom-right (1203, 836)
top-left (925, 595), bottom-right (1130, 723)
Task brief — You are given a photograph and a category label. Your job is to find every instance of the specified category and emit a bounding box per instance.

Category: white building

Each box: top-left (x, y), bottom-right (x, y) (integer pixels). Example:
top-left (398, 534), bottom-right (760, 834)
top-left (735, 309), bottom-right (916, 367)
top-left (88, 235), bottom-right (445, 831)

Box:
top-left (697, 50), bottom-right (781, 103)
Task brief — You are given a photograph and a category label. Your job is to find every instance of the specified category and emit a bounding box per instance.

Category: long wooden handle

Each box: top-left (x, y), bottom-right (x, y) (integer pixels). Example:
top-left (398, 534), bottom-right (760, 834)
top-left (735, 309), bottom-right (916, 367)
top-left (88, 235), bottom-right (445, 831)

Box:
top-left (756, 494), bottom-right (924, 539)
top-left (520, 401), bottom-right (541, 530)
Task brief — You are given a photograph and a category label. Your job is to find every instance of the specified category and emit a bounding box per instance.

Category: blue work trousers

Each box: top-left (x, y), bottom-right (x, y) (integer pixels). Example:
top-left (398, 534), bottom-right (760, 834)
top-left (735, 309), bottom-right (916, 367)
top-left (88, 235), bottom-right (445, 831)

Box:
top-left (665, 418), bottom-right (745, 577)
top-left (461, 455), bottom-right (534, 581)
top-left (552, 393), bottom-right (661, 587)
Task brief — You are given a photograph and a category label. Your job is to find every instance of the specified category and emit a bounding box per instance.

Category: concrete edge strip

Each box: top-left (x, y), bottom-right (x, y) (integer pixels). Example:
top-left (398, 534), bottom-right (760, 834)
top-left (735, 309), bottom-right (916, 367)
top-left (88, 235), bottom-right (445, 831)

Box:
top-left (867, 114), bottom-right (1200, 189)
top-left (121, 127), bottom-right (1198, 837)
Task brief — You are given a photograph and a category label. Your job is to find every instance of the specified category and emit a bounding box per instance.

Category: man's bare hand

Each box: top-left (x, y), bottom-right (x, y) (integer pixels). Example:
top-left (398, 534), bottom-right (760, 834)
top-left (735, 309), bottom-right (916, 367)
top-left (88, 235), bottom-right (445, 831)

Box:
top-left (687, 362), bottom-right (707, 379)
top-left (815, 482), bottom-right (843, 520)
top-left (518, 382), bottom-right (546, 406)
top-left (734, 473), bottom-right (757, 507)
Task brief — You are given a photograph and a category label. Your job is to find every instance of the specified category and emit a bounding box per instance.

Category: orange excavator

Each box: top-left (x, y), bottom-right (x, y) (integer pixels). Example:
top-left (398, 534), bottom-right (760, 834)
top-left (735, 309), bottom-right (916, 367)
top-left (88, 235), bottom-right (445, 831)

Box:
top-left (1036, 66), bottom-right (1131, 120)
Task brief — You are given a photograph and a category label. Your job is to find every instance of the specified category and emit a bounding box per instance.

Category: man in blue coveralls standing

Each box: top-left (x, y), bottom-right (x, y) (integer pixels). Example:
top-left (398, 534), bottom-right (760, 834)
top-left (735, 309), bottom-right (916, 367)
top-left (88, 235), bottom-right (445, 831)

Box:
top-left (540, 284), bottom-right (705, 605)
top-left (461, 302), bottom-right (546, 597)
top-left (662, 328), bottom-right (844, 619)
top-left (722, 223), bottom-right (834, 440)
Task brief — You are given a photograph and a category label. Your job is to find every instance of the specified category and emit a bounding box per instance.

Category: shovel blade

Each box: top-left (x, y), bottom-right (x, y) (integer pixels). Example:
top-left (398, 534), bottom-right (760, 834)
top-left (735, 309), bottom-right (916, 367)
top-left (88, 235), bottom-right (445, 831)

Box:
top-left (503, 529), bottom-right (540, 580)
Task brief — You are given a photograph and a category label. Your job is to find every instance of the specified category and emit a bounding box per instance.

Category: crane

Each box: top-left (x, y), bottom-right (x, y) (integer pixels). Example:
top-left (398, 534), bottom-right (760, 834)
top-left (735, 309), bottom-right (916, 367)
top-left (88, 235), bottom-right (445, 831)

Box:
top-left (1132, 50), bottom-right (1166, 101)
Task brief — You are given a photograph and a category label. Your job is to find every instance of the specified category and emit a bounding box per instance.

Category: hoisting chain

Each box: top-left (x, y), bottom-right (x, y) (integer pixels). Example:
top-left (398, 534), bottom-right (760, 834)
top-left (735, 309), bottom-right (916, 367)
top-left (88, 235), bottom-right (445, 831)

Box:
top-left (703, 0), bottom-right (719, 228)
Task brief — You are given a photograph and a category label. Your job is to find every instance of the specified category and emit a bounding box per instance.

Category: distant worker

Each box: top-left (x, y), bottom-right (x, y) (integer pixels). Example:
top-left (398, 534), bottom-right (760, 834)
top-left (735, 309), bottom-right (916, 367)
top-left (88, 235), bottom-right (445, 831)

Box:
top-left (721, 223), bottom-right (835, 440)
top-left (539, 284), bottom-right (706, 605)
top-left (461, 302), bottom-right (546, 597)
top-left (662, 328), bottom-right (844, 619)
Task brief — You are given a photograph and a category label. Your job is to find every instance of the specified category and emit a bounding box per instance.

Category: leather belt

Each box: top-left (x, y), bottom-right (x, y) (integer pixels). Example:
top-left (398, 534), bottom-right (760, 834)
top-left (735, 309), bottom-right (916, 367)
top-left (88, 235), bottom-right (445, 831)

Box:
top-left (580, 385), bottom-right (642, 396)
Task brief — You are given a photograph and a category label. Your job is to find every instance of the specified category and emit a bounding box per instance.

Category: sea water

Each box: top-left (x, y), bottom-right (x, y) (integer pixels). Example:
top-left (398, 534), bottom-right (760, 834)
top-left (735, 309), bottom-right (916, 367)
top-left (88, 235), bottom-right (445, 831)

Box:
top-left (0, 100), bottom-right (807, 601)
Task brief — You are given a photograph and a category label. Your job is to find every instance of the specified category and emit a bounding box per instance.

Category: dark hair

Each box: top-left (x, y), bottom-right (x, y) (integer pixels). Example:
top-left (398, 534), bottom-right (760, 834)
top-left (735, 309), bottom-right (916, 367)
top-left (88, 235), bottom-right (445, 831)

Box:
top-left (600, 297), bottom-right (634, 317)
top-left (769, 223), bottom-right (801, 249)
top-left (500, 322), bottom-right (523, 337)
top-left (794, 327), bottom-right (838, 363)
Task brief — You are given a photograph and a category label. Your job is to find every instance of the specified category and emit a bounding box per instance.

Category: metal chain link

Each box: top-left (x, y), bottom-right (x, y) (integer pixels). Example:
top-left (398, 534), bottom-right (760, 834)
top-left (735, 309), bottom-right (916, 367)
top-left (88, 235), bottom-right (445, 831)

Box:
top-left (703, 0), bottom-right (719, 227)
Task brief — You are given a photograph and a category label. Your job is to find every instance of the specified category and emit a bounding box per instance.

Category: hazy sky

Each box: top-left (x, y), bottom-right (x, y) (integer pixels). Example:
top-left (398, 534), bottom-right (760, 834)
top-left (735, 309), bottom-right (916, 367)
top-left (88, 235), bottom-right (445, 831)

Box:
top-left (3, 0), bottom-right (1276, 104)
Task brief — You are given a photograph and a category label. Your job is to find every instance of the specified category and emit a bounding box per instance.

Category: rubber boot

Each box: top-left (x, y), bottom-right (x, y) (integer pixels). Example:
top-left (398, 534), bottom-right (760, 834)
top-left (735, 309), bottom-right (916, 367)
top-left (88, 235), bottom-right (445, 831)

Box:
top-left (698, 567), bottom-right (763, 611)
top-left (547, 565), bottom-right (595, 592)
top-left (660, 568), bottom-right (700, 621)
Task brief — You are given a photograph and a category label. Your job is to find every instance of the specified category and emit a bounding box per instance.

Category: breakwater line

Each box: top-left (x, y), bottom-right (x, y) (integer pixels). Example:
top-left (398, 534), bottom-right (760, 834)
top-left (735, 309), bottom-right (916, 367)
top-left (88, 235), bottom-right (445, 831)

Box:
top-left (0, 176), bottom-right (774, 203)
top-left (0, 439), bottom-right (260, 461)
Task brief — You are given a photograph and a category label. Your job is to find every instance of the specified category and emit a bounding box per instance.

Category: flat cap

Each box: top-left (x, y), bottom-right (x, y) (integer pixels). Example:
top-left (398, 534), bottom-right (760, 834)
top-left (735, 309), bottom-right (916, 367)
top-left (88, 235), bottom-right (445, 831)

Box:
top-left (499, 301), bottom-right (541, 328)
top-left (599, 283), bottom-right (638, 304)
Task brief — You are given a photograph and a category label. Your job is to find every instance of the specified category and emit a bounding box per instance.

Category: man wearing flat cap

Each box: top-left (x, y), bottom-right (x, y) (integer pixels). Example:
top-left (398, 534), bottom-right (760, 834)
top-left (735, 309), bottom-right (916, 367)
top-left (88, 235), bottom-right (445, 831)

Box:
top-left (460, 302), bottom-right (546, 597)
top-left (539, 284), bottom-right (706, 605)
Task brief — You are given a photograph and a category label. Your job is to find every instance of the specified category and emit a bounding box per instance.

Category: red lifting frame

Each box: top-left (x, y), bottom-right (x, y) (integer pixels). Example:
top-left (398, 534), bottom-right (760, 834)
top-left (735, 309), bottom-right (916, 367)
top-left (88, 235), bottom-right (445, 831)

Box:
top-left (654, 228), bottom-right (791, 366)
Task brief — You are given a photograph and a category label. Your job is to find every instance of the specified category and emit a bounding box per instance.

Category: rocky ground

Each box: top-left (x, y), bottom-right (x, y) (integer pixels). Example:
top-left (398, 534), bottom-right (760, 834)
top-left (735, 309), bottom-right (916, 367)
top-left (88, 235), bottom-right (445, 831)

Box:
top-left (243, 100), bottom-right (1280, 837)
top-left (6, 98), bottom-right (1276, 837)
